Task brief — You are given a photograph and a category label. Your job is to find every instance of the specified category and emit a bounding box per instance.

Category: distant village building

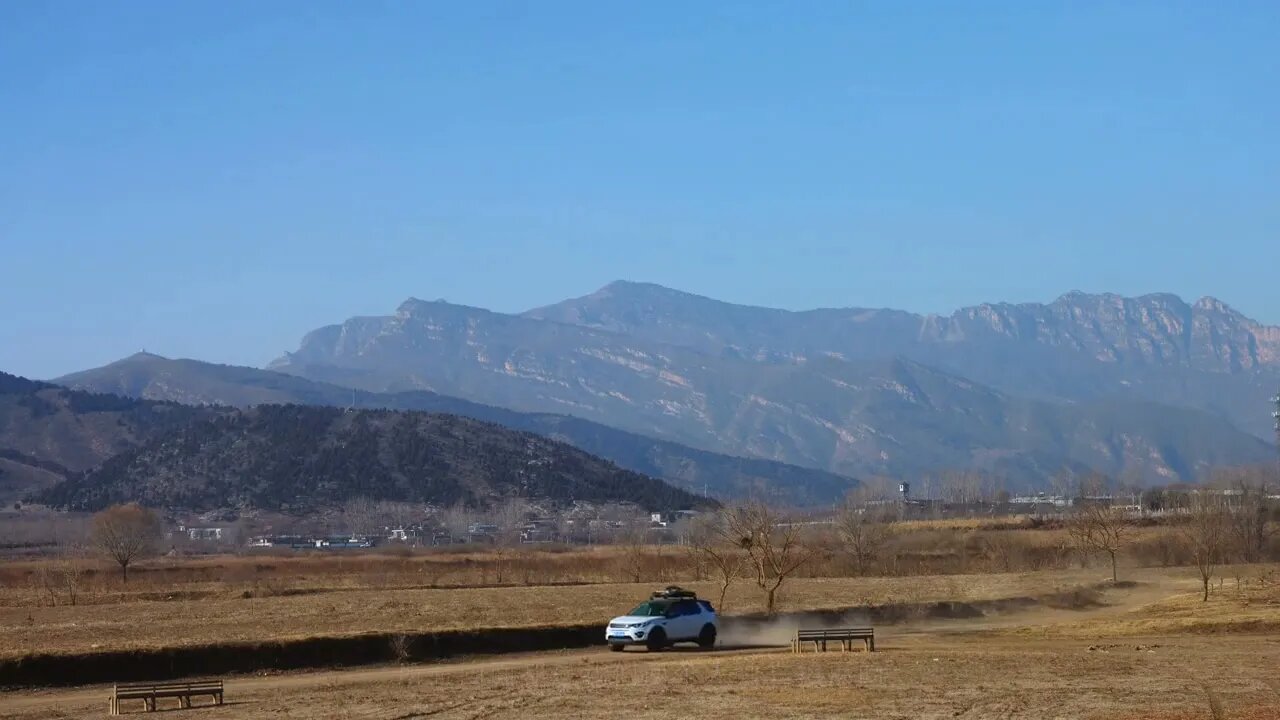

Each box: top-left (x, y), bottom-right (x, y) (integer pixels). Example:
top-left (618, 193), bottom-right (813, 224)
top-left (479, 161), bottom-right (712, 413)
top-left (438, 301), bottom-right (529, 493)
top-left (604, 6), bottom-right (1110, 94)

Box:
top-left (649, 510), bottom-right (700, 527)
top-left (184, 526), bottom-right (225, 541)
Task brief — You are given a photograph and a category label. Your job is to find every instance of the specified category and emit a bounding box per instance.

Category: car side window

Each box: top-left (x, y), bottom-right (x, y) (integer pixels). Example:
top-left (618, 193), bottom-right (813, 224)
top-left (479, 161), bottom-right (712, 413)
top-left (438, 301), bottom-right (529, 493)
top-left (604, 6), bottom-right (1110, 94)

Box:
top-left (674, 600), bottom-right (698, 616)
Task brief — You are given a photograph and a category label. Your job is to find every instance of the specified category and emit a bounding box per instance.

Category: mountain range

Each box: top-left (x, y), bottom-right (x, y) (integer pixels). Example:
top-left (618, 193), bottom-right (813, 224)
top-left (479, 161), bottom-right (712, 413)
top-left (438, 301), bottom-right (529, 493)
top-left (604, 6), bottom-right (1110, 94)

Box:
top-left (247, 283), bottom-right (1277, 485)
top-left (35, 283), bottom-right (1280, 505)
top-left (55, 354), bottom-right (856, 504)
top-left (528, 283), bottom-right (1280, 439)
top-left (0, 370), bottom-right (710, 512)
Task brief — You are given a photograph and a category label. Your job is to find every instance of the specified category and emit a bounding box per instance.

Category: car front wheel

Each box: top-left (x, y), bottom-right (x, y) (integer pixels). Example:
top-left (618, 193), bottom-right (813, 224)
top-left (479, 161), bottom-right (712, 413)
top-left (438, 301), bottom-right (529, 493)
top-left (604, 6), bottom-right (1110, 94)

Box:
top-left (645, 628), bottom-right (667, 652)
top-left (609, 643), bottom-right (625, 652)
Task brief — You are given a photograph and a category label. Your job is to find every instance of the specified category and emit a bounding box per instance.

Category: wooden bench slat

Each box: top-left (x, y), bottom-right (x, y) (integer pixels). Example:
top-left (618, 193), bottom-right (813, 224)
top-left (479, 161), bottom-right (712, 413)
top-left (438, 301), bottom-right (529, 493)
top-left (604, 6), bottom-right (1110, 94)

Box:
top-left (116, 681), bottom-right (223, 689)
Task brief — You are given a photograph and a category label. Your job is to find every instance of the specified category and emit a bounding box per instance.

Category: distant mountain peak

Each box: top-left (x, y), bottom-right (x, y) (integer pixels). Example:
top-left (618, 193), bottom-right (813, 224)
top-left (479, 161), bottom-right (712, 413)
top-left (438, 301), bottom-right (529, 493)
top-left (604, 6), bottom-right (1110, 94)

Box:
top-left (592, 280), bottom-right (707, 301)
top-left (598, 279), bottom-right (656, 292)
top-left (396, 297), bottom-right (431, 313)
top-left (1193, 296), bottom-right (1235, 314)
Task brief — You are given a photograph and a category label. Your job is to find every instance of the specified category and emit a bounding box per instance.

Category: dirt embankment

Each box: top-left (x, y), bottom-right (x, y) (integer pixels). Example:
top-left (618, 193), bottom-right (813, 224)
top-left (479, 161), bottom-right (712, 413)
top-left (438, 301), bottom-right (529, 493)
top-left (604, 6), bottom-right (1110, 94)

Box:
top-left (0, 585), bottom-right (1107, 688)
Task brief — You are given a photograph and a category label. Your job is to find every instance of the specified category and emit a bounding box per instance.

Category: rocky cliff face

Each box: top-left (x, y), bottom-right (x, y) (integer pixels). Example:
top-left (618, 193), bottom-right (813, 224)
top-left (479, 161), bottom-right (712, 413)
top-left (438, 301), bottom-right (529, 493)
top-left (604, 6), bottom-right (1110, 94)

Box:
top-left (266, 286), bottom-right (1278, 487)
top-left (525, 283), bottom-right (1280, 437)
top-left (923, 292), bottom-right (1279, 371)
top-left (530, 282), bottom-right (1280, 373)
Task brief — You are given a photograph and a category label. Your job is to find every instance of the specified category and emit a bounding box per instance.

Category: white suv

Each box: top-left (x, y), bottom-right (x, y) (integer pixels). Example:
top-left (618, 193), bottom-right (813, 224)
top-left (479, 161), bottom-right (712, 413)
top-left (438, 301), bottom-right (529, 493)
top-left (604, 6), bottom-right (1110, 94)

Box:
top-left (605, 586), bottom-right (718, 652)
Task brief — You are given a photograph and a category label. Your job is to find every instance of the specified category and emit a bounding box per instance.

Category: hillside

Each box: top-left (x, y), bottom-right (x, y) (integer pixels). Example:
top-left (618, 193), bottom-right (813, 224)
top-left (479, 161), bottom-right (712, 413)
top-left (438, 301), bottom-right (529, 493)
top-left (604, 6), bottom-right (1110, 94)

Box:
top-left (0, 372), bottom-right (216, 503)
top-left (57, 355), bottom-right (858, 504)
top-left (55, 352), bottom-right (347, 407)
top-left (264, 295), bottom-right (1278, 486)
top-left (39, 405), bottom-right (712, 513)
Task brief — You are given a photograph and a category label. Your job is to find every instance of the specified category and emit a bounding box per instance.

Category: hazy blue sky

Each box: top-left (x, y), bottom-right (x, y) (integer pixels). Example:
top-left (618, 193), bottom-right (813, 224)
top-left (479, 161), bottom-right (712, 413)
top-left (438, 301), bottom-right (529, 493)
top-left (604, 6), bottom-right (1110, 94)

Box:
top-left (2, 1), bottom-right (1278, 378)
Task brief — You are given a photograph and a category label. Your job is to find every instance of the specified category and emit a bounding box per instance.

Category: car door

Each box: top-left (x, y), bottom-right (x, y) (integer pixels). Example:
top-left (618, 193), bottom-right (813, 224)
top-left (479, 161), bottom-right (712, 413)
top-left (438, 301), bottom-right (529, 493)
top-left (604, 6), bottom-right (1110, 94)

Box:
top-left (669, 600), bottom-right (699, 640)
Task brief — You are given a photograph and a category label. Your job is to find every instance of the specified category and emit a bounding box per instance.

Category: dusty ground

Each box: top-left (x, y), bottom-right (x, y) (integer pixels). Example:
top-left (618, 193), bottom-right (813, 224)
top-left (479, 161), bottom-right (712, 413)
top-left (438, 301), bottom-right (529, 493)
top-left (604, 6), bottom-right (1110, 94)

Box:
top-left (0, 567), bottom-right (1122, 657)
top-left (4, 570), bottom-right (1279, 719)
top-left (3, 631), bottom-right (1277, 719)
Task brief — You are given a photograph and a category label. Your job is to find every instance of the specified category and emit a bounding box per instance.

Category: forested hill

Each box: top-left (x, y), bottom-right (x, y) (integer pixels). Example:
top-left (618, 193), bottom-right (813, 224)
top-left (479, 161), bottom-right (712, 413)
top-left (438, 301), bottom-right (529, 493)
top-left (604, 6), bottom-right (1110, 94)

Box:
top-left (39, 404), bottom-right (712, 513)
top-left (0, 371), bottom-right (216, 503)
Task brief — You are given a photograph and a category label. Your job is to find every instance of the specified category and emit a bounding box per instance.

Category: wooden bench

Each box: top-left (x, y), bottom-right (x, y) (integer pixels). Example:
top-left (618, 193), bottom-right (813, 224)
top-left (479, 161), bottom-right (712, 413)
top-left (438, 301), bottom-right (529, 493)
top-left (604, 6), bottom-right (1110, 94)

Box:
top-left (109, 680), bottom-right (224, 715)
top-left (791, 627), bottom-right (875, 653)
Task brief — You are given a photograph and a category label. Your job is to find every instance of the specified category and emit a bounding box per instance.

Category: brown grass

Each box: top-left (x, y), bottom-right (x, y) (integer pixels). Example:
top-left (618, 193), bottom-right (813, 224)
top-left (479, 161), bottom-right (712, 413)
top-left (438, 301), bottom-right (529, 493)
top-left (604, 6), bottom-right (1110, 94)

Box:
top-left (5, 558), bottom-right (1280, 718)
top-left (1006, 568), bottom-right (1280, 639)
top-left (5, 635), bottom-right (1279, 719)
top-left (0, 567), bottom-right (1113, 659)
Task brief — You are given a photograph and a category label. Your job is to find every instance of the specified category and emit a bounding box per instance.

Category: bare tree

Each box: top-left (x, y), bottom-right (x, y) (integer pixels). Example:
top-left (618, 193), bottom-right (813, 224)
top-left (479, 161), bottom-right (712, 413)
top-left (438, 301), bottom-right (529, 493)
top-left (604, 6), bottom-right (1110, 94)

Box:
top-left (490, 497), bottom-right (530, 584)
top-left (937, 470), bottom-right (997, 509)
top-left (438, 503), bottom-right (475, 544)
top-left (32, 539), bottom-right (90, 607)
top-left (1212, 466), bottom-right (1275, 564)
top-left (1182, 492), bottom-right (1231, 602)
top-left (1050, 469), bottom-right (1081, 505)
top-left (835, 490), bottom-right (892, 576)
top-left (725, 502), bottom-right (814, 615)
top-left (377, 501), bottom-right (423, 538)
top-left (343, 497), bottom-right (381, 539)
top-left (53, 543), bottom-right (89, 606)
top-left (615, 521), bottom-right (651, 584)
top-left (91, 503), bottom-right (161, 583)
top-left (1067, 493), bottom-right (1129, 582)
top-left (686, 511), bottom-right (745, 611)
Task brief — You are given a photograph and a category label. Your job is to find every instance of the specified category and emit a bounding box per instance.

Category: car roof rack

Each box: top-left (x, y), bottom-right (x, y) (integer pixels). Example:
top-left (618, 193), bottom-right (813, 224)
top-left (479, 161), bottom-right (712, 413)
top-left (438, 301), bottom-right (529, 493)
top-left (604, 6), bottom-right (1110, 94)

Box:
top-left (651, 585), bottom-right (697, 600)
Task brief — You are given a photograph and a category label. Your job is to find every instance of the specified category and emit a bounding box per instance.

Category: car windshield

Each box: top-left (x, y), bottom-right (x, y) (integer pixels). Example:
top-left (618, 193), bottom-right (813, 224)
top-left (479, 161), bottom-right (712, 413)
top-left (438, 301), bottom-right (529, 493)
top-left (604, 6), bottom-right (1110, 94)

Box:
top-left (627, 601), bottom-right (672, 617)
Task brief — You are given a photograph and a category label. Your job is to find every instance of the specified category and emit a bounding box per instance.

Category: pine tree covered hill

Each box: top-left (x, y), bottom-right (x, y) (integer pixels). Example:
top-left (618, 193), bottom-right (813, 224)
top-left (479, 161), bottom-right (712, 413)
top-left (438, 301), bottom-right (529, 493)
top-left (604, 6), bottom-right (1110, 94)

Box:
top-left (40, 404), bottom-right (712, 513)
top-left (0, 371), bottom-right (219, 502)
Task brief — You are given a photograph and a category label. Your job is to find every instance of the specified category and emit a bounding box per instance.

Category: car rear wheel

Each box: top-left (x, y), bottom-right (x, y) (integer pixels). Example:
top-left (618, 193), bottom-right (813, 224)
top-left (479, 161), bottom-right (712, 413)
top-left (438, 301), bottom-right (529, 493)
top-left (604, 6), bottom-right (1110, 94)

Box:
top-left (697, 624), bottom-right (717, 649)
top-left (645, 628), bottom-right (667, 652)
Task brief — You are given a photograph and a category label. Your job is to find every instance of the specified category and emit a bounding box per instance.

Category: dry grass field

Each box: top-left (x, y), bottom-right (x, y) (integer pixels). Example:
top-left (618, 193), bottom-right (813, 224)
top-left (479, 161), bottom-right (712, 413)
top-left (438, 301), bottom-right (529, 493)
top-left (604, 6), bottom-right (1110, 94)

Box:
top-left (1005, 567), bottom-right (1280, 639)
top-left (3, 555), bottom-right (1279, 718)
top-left (5, 583), bottom-right (1280, 719)
top-left (0, 566), bottom-right (1119, 658)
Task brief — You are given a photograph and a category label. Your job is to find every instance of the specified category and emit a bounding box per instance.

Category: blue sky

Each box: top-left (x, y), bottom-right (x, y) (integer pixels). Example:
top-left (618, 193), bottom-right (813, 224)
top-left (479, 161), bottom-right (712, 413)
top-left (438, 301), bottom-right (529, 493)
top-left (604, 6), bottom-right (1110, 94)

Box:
top-left (2, 1), bottom-right (1278, 379)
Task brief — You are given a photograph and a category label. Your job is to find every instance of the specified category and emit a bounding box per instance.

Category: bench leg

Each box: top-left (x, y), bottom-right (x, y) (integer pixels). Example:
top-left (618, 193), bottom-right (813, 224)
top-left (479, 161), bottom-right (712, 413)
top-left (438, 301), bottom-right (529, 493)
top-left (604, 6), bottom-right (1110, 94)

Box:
top-left (216, 691), bottom-right (224, 706)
